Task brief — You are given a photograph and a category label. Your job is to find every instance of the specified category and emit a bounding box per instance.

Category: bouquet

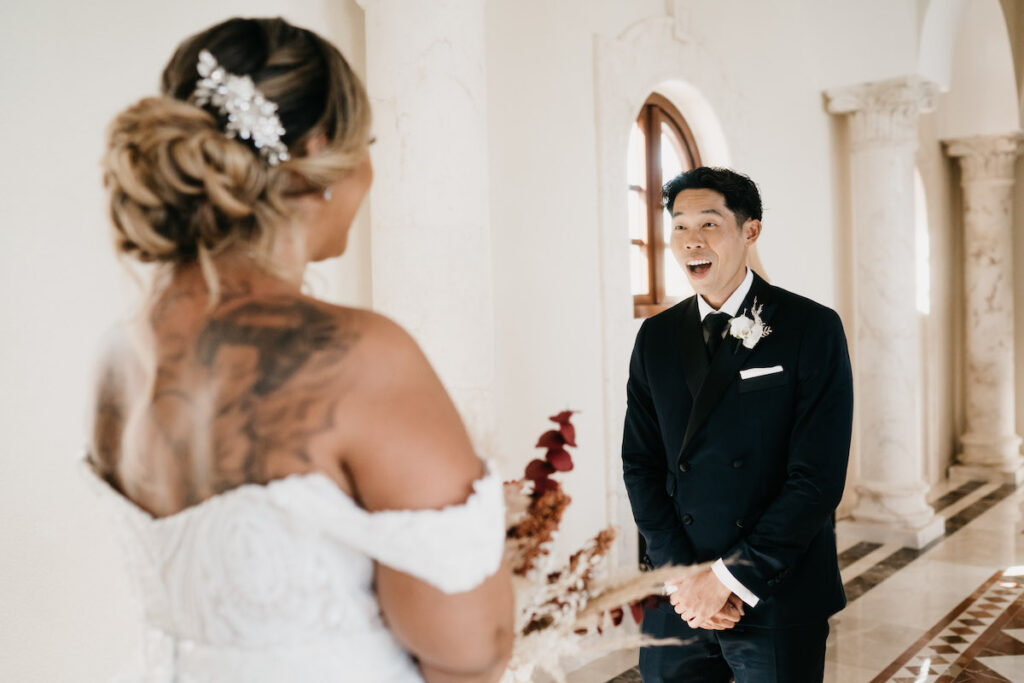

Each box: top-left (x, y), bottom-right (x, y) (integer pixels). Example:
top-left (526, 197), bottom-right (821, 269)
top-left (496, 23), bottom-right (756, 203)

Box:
top-left (501, 412), bottom-right (702, 682)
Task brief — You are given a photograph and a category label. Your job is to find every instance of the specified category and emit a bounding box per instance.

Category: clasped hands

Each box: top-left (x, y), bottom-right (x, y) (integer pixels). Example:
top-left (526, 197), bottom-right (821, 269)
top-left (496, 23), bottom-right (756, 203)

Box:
top-left (667, 567), bottom-right (745, 630)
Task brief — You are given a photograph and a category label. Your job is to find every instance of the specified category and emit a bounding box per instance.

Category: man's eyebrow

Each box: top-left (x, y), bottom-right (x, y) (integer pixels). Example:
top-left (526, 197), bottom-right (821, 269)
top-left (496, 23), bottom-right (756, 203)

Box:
top-left (671, 208), bottom-right (725, 218)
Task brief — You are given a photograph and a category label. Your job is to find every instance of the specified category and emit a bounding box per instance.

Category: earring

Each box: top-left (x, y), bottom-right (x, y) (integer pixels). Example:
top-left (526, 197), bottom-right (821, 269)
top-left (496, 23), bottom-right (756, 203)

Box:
top-left (323, 188), bottom-right (333, 201)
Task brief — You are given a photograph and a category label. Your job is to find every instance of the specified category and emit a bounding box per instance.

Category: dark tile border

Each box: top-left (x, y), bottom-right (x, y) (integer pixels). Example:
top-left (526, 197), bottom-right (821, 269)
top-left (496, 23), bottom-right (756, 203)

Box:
top-left (845, 482), bottom-right (1016, 604)
top-left (932, 479), bottom-right (988, 513)
top-left (838, 541), bottom-right (884, 571)
top-left (606, 668), bottom-right (642, 682)
top-left (944, 484), bottom-right (1016, 535)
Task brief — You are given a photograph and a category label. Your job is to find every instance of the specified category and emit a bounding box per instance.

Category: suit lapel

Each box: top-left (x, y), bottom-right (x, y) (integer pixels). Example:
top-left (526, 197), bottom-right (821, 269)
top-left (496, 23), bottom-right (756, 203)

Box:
top-left (678, 274), bottom-right (778, 459)
top-left (678, 297), bottom-right (709, 399)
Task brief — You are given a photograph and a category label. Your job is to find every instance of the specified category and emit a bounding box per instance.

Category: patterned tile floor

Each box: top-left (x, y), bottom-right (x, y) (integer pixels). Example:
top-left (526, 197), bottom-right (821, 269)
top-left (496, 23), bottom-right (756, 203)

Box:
top-left (586, 478), bottom-right (1024, 683)
top-left (874, 571), bottom-right (1024, 682)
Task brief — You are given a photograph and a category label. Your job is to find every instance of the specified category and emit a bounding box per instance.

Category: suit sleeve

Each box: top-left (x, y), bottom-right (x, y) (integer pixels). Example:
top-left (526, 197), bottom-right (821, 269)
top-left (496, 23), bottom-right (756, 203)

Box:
top-left (722, 307), bottom-right (853, 598)
top-left (622, 321), bottom-right (695, 567)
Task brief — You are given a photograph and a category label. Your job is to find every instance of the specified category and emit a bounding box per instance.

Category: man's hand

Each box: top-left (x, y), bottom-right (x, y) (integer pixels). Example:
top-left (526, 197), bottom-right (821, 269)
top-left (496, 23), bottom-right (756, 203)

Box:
top-left (667, 567), bottom-right (734, 629)
top-left (696, 594), bottom-right (745, 630)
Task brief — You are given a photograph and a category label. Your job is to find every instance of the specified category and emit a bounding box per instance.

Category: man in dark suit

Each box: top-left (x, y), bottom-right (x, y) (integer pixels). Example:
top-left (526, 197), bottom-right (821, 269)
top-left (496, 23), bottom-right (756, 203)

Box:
top-left (622, 167), bottom-right (854, 682)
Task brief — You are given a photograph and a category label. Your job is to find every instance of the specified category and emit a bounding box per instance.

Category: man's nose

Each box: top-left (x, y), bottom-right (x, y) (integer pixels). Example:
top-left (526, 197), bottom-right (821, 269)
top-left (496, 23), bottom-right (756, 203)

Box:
top-left (684, 232), bottom-right (705, 249)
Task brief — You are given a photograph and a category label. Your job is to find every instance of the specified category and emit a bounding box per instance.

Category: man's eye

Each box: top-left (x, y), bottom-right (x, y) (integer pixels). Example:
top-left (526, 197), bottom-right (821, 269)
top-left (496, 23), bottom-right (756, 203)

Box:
top-left (703, 222), bottom-right (716, 228)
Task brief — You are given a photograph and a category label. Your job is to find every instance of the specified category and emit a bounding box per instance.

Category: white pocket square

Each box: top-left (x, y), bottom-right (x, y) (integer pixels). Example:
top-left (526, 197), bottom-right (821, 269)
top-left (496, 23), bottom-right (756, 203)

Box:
top-left (740, 365), bottom-right (783, 380)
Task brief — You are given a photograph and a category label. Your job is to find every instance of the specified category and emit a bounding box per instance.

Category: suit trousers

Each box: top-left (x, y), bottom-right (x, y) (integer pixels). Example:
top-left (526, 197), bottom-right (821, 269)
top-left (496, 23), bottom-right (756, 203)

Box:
top-left (639, 603), bottom-right (829, 683)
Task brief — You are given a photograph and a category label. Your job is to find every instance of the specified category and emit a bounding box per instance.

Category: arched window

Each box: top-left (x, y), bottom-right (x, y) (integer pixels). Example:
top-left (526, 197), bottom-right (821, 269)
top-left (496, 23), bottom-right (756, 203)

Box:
top-left (628, 93), bottom-right (701, 318)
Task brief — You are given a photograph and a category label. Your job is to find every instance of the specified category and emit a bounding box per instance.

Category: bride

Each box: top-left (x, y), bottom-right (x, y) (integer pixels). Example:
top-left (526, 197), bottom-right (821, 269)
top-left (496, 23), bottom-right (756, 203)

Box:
top-left (85, 16), bottom-right (513, 682)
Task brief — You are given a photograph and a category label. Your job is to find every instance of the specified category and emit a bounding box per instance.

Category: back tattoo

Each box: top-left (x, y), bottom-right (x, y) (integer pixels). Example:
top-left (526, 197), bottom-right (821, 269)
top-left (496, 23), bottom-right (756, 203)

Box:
top-left (142, 293), bottom-right (361, 504)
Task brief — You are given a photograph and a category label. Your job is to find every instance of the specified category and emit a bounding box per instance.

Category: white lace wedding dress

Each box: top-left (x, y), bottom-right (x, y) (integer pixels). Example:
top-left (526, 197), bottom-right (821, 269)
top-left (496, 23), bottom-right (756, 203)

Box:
top-left (82, 461), bottom-right (505, 682)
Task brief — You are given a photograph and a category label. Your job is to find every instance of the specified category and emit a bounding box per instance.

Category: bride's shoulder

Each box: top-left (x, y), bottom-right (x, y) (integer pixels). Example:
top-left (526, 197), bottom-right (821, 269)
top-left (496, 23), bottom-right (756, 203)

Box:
top-left (337, 308), bottom-right (433, 371)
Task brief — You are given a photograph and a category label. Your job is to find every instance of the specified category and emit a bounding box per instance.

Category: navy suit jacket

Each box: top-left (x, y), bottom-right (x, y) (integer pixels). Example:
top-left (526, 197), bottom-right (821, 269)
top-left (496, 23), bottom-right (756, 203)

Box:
top-left (622, 273), bottom-right (854, 627)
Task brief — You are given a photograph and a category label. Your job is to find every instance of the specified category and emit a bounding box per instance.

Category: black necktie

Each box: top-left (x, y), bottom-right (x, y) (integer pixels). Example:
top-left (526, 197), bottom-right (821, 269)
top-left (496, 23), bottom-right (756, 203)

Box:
top-left (704, 312), bottom-right (731, 359)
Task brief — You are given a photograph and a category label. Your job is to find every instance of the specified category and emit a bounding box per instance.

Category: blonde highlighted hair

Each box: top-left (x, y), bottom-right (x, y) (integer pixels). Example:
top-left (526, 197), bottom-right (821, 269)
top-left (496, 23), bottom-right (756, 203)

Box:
top-left (102, 17), bottom-right (371, 294)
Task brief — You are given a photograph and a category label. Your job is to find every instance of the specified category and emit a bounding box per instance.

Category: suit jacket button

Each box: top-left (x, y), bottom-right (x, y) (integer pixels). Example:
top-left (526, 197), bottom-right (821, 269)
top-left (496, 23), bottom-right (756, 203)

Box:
top-left (679, 461), bottom-right (690, 473)
top-left (681, 513), bottom-right (693, 525)
top-left (735, 519), bottom-right (744, 528)
top-left (732, 459), bottom-right (744, 469)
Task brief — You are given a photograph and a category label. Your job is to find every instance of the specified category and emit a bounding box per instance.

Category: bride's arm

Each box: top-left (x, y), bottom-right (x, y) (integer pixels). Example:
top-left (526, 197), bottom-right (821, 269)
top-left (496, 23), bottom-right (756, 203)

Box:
top-left (379, 568), bottom-right (514, 683)
top-left (338, 313), bottom-right (514, 682)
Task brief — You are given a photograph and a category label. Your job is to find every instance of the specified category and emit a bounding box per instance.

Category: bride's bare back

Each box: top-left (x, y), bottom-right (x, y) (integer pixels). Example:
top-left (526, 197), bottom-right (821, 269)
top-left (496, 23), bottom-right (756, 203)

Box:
top-left (91, 271), bottom-right (365, 517)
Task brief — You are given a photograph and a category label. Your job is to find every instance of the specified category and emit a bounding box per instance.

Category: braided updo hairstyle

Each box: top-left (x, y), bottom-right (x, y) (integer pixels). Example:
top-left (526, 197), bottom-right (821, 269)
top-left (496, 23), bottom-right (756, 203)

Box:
top-left (103, 17), bottom-right (371, 274)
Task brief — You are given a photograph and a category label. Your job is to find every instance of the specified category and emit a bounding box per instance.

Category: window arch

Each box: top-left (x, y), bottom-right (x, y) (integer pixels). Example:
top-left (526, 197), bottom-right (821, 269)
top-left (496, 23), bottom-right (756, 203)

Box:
top-left (628, 93), bottom-right (701, 318)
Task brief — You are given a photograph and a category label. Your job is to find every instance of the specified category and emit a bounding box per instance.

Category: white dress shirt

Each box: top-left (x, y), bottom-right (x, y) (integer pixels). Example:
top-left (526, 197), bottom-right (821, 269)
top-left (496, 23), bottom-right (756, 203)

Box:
top-left (694, 268), bottom-right (761, 608)
top-left (696, 267), bottom-right (754, 322)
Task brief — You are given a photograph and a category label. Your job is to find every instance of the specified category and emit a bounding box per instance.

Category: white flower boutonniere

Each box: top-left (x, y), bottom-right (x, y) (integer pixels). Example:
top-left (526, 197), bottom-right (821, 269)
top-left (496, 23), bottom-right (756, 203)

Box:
top-left (728, 299), bottom-right (772, 350)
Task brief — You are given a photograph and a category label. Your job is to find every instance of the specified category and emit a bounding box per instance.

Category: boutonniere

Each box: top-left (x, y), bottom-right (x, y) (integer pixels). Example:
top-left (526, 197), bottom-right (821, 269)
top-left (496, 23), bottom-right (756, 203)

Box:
top-left (728, 298), bottom-right (772, 351)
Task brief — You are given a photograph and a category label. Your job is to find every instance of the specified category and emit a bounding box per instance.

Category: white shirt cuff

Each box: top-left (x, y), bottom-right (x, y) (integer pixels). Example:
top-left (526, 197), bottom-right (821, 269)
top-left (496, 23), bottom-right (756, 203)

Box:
top-left (712, 558), bottom-right (760, 607)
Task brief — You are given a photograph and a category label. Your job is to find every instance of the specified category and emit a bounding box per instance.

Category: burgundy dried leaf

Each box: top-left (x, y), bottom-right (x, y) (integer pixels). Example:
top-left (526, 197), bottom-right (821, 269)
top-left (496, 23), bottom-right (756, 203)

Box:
top-left (525, 458), bottom-right (555, 481)
top-left (610, 607), bottom-right (624, 626)
top-left (546, 448), bottom-right (573, 472)
top-left (535, 430), bottom-right (565, 450)
top-left (630, 602), bottom-right (645, 624)
top-left (549, 410), bottom-right (575, 425)
top-left (559, 421), bottom-right (577, 447)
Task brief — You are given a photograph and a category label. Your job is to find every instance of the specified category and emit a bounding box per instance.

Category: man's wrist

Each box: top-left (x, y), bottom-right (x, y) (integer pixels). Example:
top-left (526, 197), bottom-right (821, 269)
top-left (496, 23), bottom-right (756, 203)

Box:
top-left (711, 558), bottom-right (760, 607)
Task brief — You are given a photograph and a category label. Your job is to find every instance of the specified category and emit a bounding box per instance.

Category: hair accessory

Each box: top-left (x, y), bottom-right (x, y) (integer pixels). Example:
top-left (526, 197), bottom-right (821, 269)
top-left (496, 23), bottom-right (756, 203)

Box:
top-left (191, 50), bottom-right (290, 166)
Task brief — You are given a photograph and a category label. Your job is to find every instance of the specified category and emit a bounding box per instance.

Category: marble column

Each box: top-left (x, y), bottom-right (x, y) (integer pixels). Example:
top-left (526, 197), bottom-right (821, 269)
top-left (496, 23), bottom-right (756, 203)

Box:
top-left (825, 76), bottom-right (945, 548)
top-left (945, 134), bottom-right (1024, 484)
top-left (356, 0), bottom-right (496, 450)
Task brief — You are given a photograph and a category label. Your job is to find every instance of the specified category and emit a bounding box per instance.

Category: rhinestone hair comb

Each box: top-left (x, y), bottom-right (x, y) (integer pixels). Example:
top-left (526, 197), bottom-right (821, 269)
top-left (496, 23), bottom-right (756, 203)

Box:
top-left (191, 50), bottom-right (290, 166)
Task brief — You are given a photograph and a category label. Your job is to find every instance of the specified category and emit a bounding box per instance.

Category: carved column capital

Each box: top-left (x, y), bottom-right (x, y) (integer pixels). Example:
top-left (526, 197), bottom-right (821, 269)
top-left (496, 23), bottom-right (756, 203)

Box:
top-left (825, 76), bottom-right (939, 150)
top-left (945, 133), bottom-right (1024, 182)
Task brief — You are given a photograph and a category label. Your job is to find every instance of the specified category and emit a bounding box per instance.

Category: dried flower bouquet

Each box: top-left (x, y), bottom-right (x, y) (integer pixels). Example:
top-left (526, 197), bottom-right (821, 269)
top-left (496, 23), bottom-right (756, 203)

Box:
top-left (501, 412), bottom-right (704, 682)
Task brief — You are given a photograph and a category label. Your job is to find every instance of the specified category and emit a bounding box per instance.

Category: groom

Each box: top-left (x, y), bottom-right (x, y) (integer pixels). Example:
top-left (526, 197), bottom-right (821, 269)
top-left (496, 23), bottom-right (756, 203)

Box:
top-left (622, 167), bottom-right (853, 682)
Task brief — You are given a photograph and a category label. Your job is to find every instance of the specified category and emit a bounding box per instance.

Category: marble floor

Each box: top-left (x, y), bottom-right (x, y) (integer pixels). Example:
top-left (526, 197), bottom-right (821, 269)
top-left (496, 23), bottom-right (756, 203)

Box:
top-left (580, 477), bottom-right (1024, 683)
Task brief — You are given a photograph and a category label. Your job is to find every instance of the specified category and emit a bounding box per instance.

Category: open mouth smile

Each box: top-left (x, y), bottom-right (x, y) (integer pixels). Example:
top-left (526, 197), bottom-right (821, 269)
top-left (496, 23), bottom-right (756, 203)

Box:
top-left (687, 259), bottom-right (712, 276)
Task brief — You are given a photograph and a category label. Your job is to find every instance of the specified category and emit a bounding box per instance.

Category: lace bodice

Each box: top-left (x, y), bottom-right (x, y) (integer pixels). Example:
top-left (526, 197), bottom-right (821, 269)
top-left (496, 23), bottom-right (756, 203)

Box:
top-left (83, 461), bottom-right (505, 683)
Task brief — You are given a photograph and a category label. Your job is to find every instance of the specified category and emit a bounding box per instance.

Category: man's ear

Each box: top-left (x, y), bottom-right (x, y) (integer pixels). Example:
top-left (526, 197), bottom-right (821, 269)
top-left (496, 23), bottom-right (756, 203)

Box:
top-left (742, 219), bottom-right (762, 244)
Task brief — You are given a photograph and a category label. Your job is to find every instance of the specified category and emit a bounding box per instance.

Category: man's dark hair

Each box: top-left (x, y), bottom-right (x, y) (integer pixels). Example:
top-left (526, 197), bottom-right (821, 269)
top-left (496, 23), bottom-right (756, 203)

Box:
top-left (662, 167), bottom-right (763, 226)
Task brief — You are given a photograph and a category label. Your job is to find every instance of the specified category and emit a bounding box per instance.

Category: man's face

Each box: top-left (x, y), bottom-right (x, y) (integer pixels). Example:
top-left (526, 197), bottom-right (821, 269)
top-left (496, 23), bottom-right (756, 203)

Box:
top-left (669, 188), bottom-right (760, 308)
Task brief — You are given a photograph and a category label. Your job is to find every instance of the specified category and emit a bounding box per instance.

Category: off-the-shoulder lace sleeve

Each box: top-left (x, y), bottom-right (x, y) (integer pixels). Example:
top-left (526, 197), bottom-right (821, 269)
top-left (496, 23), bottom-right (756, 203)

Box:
top-left (269, 463), bottom-right (505, 594)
